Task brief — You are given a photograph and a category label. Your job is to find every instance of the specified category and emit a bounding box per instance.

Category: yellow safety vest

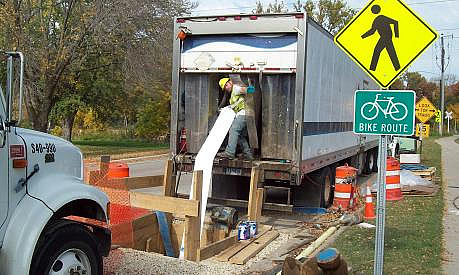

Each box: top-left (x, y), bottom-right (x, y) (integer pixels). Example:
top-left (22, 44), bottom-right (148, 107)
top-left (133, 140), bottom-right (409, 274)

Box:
top-left (229, 85), bottom-right (246, 113)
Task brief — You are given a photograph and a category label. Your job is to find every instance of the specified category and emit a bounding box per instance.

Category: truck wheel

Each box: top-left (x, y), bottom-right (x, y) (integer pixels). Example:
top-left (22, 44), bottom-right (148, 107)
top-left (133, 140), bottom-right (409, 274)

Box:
top-left (363, 151), bottom-right (375, 174)
top-left (30, 219), bottom-right (102, 275)
top-left (372, 150), bottom-right (379, 172)
top-left (311, 167), bottom-right (334, 208)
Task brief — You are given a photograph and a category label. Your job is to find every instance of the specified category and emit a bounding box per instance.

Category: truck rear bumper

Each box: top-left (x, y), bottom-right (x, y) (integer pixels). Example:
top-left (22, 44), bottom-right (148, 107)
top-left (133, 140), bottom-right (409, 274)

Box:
top-left (176, 154), bottom-right (295, 182)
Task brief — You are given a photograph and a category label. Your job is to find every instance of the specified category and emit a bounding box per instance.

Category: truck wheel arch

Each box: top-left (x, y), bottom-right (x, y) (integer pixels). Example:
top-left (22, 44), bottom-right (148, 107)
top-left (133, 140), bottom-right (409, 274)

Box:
top-left (52, 199), bottom-right (107, 222)
top-left (0, 196), bottom-right (110, 275)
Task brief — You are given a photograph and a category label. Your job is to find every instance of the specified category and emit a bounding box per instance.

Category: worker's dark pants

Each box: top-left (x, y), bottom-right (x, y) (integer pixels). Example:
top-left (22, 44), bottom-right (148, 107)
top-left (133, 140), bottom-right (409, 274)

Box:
top-left (225, 114), bottom-right (252, 158)
top-left (370, 39), bottom-right (400, 71)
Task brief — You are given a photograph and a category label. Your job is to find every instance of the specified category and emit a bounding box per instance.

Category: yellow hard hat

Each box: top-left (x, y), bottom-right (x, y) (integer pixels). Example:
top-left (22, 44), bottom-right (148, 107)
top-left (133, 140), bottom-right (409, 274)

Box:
top-left (219, 78), bottom-right (230, 90)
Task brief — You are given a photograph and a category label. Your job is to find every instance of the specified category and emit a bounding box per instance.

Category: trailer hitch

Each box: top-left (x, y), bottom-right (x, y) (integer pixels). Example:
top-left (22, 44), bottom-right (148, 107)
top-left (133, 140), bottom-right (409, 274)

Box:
top-left (15, 164), bottom-right (39, 192)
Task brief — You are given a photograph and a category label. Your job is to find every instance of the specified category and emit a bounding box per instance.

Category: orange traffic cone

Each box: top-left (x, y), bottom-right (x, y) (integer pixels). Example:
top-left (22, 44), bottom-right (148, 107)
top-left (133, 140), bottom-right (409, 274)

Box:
top-left (364, 185), bottom-right (376, 220)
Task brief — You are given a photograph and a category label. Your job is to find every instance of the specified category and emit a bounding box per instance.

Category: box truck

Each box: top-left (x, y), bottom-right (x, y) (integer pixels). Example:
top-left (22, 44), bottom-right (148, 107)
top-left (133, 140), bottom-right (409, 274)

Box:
top-left (170, 13), bottom-right (379, 208)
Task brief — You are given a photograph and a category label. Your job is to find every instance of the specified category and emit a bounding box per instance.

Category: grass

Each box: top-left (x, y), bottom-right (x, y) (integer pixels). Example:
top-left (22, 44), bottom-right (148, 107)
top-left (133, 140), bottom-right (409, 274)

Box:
top-left (332, 137), bottom-right (444, 275)
top-left (73, 137), bottom-right (169, 159)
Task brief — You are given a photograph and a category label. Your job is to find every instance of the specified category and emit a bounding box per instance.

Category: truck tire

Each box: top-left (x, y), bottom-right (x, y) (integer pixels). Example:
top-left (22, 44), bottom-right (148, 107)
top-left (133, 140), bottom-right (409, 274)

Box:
top-left (363, 151), bottom-right (375, 174)
top-left (30, 219), bottom-right (102, 275)
top-left (372, 150), bottom-right (378, 172)
top-left (311, 167), bottom-right (334, 208)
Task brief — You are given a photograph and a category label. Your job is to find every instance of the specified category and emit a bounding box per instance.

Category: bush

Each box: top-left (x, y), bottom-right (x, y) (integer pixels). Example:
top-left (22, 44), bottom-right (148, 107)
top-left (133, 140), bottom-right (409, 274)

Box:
top-left (135, 92), bottom-right (170, 140)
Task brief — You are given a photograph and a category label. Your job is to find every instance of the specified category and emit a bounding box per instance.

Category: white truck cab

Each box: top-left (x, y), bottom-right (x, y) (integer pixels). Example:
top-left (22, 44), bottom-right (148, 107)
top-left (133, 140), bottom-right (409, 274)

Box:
top-left (0, 52), bottom-right (110, 274)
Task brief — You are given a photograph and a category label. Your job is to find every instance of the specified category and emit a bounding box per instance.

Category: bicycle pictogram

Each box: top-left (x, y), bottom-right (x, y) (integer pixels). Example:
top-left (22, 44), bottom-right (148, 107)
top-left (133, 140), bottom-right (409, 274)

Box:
top-left (361, 94), bottom-right (408, 121)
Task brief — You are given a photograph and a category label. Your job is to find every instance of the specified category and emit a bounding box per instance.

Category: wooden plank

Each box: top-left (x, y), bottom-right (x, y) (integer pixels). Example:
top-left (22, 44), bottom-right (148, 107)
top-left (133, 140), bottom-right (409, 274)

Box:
top-left (185, 171), bottom-right (203, 261)
top-left (199, 234), bottom-right (238, 261)
top-left (129, 192), bottom-right (199, 217)
top-left (255, 188), bottom-right (264, 222)
top-left (229, 230), bottom-right (279, 265)
top-left (100, 155), bottom-right (111, 173)
top-left (124, 175), bottom-right (164, 190)
top-left (248, 167), bottom-right (261, 220)
top-left (215, 225), bottom-right (272, 262)
top-left (132, 213), bottom-right (164, 253)
top-left (162, 159), bottom-right (175, 197)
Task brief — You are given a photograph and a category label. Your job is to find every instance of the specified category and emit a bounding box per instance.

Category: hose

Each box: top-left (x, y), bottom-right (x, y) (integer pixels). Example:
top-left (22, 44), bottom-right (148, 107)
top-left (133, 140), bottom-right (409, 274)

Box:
top-left (453, 196), bottom-right (459, 210)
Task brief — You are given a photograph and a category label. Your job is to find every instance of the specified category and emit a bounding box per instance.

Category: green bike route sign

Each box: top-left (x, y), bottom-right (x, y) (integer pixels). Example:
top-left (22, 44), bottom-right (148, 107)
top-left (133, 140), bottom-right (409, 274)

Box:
top-left (354, 90), bottom-right (415, 136)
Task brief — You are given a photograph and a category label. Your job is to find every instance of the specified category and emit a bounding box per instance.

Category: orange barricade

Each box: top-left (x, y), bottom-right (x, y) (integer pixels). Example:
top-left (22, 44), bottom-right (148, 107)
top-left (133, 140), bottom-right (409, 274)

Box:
top-left (333, 164), bottom-right (358, 210)
top-left (386, 157), bottom-right (403, 201)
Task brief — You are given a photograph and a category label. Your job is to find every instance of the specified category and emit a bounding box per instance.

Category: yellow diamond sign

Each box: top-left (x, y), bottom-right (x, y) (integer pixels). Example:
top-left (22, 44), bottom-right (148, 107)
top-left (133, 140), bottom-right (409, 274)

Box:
top-left (415, 97), bottom-right (437, 123)
top-left (334, 0), bottom-right (438, 88)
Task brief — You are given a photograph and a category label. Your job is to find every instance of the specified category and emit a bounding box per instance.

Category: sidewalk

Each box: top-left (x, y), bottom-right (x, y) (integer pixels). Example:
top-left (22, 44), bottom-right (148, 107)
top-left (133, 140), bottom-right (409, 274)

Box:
top-left (436, 136), bottom-right (459, 275)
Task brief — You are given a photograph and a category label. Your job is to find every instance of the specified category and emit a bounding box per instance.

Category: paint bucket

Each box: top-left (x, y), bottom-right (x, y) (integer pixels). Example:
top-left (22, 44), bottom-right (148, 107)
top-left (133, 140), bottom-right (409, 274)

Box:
top-left (238, 222), bottom-right (249, 240)
top-left (247, 221), bottom-right (257, 238)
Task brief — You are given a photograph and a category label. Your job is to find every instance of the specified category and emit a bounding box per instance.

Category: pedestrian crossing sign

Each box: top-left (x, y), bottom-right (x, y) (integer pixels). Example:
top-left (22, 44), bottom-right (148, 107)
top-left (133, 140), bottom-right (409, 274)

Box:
top-left (334, 0), bottom-right (438, 88)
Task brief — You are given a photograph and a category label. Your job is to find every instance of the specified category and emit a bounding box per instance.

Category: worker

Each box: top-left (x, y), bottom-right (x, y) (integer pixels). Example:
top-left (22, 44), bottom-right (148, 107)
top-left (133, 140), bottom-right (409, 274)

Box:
top-left (217, 77), bottom-right (253, 160)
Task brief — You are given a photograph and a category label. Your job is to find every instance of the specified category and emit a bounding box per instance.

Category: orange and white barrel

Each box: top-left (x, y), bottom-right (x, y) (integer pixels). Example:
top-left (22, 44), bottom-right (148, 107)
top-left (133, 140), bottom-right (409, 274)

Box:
top-left (386, 157), bottom-right (403, 201)
top-left (333, 164), bottom-right (357, 210)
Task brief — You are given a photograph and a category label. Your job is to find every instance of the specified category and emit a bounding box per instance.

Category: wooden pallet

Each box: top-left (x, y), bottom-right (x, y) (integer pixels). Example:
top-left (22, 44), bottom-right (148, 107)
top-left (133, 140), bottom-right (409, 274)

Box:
top-left (410, 167), bottom-right (436, 182)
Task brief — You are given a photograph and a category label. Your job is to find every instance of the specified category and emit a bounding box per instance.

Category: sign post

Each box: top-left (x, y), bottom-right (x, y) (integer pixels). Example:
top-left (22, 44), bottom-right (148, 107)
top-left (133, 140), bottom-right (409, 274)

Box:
top-left (445, 111), bottom-right (453, 134)
top-left (354, 90), bottom-right (415, 275)
top-left (335, 0), bottom-right (437, 274)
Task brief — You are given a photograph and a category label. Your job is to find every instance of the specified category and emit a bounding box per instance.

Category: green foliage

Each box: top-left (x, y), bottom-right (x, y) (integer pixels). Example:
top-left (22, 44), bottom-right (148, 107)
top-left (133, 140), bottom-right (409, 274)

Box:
top-left (50, 95), bottom-right (84, 121)
top-left (134, 91), bottom-right (170, 140)
top-left (254, 0), bottom-right (288, 13)
top-left (294, 0), bottom-right (356, 34)
top-left (256, 0), bottom-right (356, 34)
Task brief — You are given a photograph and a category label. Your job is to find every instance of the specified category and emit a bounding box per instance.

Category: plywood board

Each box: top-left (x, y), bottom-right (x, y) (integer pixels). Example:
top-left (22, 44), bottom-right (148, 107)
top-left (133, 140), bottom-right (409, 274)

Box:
top-left (229, 230), bottom-right (279, 265)
top-left (200, 234), bottom-right (238, 261)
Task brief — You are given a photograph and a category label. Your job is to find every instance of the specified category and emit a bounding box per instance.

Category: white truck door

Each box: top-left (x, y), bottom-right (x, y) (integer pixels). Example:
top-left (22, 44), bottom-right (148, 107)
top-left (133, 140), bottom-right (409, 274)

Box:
top-left (0, 112), bottom-right (7, 234)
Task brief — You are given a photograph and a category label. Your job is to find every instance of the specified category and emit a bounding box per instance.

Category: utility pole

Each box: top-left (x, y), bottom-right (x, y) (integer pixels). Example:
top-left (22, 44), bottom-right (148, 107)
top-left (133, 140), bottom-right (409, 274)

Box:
top-left (440, 34), bottom-right (445, 136)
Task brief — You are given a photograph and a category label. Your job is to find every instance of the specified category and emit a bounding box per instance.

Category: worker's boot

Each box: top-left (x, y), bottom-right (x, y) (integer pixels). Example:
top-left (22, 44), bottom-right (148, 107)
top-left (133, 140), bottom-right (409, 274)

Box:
top-left (244, 153), bottom-right (254, 161)
top-left (217, 151), bottom-right (235, 159)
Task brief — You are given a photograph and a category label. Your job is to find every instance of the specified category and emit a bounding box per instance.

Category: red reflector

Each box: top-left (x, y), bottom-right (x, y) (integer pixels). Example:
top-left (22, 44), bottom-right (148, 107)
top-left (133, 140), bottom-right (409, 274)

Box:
top-left (249, 16), bottom-right (258, 20)
top-left (218, 17), bottom-right (226, 21)
top-left (295, 14), bottom-right (304, 19)
top-left (241, 67), bottom-right (257, 70)
top-left (234, 16), bottom-right (242, 20)
top-left (176, 18), bottom-right (186, 23)
top-left (265, 68), bottom-right (281, 71)
top-left (13, 158), bottom-right (28, 168)
top-left (217, 67), bottom-right (233, 70)
top-left (10, 145), bottom-right (24, 158)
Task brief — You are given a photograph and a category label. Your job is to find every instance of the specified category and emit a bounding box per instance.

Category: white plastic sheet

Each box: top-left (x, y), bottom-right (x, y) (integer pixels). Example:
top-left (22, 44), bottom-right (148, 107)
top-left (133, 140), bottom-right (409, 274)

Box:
top-left (179, 106), bottom-right (235, 259)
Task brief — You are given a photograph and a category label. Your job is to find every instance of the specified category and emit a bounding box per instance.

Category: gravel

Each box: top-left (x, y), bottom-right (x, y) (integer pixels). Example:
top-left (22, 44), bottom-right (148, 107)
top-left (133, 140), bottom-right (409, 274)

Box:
top-left (104, 231), bottom-right (297, 275)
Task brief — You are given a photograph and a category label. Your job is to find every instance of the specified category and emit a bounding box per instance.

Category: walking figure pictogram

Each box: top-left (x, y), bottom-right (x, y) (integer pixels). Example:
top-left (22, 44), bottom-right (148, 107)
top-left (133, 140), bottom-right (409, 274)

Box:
top-left (361, 5), bottom-right (401, 71)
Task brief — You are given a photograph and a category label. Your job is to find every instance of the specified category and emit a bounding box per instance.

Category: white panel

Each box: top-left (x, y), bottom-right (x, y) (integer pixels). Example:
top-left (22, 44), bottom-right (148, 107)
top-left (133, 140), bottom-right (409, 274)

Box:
top-left (181, 34), bottom-right (297, 69)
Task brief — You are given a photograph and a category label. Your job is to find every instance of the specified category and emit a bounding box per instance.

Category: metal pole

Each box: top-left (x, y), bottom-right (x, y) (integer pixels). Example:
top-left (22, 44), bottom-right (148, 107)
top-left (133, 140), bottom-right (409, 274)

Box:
top-left (440, 35), bottom-right (445, 136)
top-left (419, 123), bottom-right (423, 154)
top-left (374, 135), bottom-right (387, 275)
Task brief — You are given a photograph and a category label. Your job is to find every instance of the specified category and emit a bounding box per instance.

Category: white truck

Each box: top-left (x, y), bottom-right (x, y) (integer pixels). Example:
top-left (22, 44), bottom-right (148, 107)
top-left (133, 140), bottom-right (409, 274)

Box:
top-left (0, 52), bottom-right (110, 274)
top-left (170, 13), bottom-right (380, 208)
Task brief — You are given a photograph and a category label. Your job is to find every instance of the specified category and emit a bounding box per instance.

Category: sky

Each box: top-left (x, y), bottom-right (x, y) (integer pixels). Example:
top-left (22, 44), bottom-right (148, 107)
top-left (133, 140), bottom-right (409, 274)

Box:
top-left (190, 0), bottom-right (459, 84)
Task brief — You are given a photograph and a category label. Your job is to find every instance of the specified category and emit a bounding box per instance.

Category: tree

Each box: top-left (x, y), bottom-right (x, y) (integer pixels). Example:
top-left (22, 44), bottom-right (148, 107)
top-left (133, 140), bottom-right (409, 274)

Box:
top-left (254, 0), bottom-right (288, 13)
top-left (293, 0), bottom-right (356, 34)
top-left (0, 0), bottom-right (196, 134)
